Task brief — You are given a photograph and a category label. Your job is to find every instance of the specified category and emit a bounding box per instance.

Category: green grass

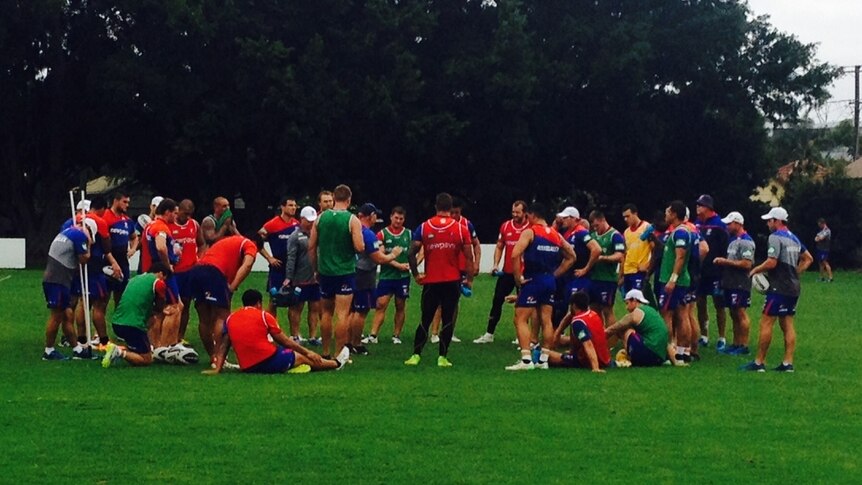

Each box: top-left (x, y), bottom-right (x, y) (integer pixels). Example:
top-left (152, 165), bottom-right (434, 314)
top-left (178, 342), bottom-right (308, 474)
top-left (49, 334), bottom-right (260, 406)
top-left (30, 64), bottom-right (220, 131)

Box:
top-left (1, 270), bottom-right (860, 483)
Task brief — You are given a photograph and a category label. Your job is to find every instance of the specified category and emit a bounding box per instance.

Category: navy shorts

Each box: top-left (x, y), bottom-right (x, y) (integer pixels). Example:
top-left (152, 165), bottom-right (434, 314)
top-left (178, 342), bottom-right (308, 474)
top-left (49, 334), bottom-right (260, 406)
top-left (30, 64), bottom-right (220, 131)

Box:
top-left (516, 274), bottom-right (556, 308)
top-left (589, 280), bottom-right (617, 307)
top-left (622, 273), bottom-right (646, 293)
top-left (626, 332), bottom-right (665, 367)
top-left (72, 271), bottom-right (108, 300)
top-left (697, 276), bottom-right (723, 299)
top-left (43, 282), bottom-right (72, 310)
top-left (106, 263), bottom-right (130, 293)
top-left (658, 285), bottom-right (688, 311)
top-left (559, 352), bottom-right (585, 368)
top-left (763, 293), bottom-right (798, 317)
top-left (244, 347), bottom-right (296, 374)
top-left (112, 324), bottom-right (151, 354)
top-left (566, 277), bottom-right (591, 298)
top-left (319, 274), bottom-right (355, 298)
top-left (376, 278), bottom-right (410, 299)
top-left (165, 275), bottom-right (181, 304)
top-left (722, 289), bottom-right (751, 309)
top-left (351, 288), bottom-right (375, 313)
top-left (186, 264), bottom-right (231, 308)
top-left (294, 284), bottom-right (321, 303)
top-left (817, 250), bottom-right (829, 263)
top-left (267, 266), bottom-right (286, 291)
top-left (174, 270), bottom-right (192, 300)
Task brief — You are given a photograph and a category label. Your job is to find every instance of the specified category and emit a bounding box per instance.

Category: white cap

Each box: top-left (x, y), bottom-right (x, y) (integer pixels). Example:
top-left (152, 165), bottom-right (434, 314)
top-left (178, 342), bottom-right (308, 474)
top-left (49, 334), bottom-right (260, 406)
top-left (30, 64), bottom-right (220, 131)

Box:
top-left (624, 289), bottom-right (649, 304)
top-left (82, 217), bottom-right (98, 238)
top-left (721, 211), bottom-right (744, 225)
top-left (150, 196), bottom-right (164, 207)
top-left (761, 207), bottom-right (789, 222)
top-left (556, 206), bottom-right (580, 219)
top-left (300, 206), bottom-right (318, 222)
top-left (76, 199), bottom-right (91, 211)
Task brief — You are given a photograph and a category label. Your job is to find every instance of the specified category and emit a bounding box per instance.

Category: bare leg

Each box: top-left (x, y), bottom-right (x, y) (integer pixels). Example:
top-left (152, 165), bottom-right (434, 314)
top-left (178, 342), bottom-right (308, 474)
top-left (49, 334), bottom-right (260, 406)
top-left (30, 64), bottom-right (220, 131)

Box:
top-left (92, 297), bottom-right (109, 343)
top-left (514, 307), bottom-right (534, 358)
top-left (178, 297), bottom-right (192, 340)
top-left (602, 304), bottom-right (616, 328)
top-left (294, 352), bottom-right (338, 371)
top-left (320, 297), bottom-right (335, 356)
top-left (307, 301), bottom-right (320, 339)
top-left (120, 349), bottom-right (154, 366)
top-left (431, 307), bottom-right (441, 336)
top-left (370, 294), bottom-right (392, 336)
top-left (754, 315), bottom-right (775, 364)
top-left (44, 308), bottom-right (66, 347)
top-left (159, 303), bottom-right (183, 346)
top-left (333, 294), bottom-right (353, 354)
top-left (737, 307), bottom-right (750, 347)
top-left (196, 302), bottom-right (216, 358)
top-left (696, 296), bottom-right (709, 338)
top-left (288, 302), bottom-right (302, 338)
top-left (393, 297), bottom-right (406, 338)
top-left (778, 316), bottom-right (796, 364)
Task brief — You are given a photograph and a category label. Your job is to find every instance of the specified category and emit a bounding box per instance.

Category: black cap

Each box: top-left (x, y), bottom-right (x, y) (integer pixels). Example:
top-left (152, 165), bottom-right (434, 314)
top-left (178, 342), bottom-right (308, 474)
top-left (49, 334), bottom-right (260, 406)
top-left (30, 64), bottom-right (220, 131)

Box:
top-left (358, 203), bottom-right (382, 217)
top-left (695, 194), bottom-right (714, 210)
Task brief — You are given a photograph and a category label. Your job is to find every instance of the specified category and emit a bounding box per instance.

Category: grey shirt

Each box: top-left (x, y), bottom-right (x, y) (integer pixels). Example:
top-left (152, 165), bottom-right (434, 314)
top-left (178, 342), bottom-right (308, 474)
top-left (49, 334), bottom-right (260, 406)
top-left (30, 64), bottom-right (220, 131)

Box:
top-left (766, 229), bottom-right (805, 297)
top-left (43, 228), bottom-right (89, 287)
top-left (721, 233), bottom-right (755, 291)
top-left (815, 227), bottom-right (831, 251)
top-left (285, 229), bottom-right (314, 285)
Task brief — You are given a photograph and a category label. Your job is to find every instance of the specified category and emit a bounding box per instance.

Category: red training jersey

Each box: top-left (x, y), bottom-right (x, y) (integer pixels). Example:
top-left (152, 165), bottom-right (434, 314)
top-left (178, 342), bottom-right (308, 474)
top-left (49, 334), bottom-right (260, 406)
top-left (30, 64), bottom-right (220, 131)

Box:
top-left (224, 307), bottom-right (282, 369)
top-left (571, 309), bottom-right (611, 368)
top-left (413, 215), bottom-right (471, 284)
top-left (198, 235), bottom-right (258, 283)
top-left (498, 218), bottom-right (529, 274)
top-left (169, 218), bottom-right (201, 273)
top-left (142, 219), bottom-right (176, 272)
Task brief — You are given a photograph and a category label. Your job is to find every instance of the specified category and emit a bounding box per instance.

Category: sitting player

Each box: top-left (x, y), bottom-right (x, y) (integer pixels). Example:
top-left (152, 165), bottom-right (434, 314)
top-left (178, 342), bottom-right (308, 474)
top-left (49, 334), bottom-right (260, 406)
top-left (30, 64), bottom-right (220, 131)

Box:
top-left (605, 289), bottom-right (675, 367)
top-left (548, 291), bottom-right (609, 372)
top-left (205, 290), bottom-right (350, 374)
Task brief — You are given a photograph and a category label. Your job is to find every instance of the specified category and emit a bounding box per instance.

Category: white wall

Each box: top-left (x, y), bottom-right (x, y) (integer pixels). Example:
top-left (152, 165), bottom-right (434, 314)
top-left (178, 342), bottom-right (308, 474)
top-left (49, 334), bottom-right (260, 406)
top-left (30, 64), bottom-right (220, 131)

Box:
top-left (0, 239), bottom-right (26, 269)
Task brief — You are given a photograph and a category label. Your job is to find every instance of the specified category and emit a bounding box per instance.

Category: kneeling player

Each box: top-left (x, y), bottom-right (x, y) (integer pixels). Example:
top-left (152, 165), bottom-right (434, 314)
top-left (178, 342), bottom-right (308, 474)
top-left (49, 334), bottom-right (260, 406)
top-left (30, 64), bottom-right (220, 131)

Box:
top-left (206, 290), bottom-right (349, 374)
top-left (102, 263), bottom-right (175, 367)
top-left (548, 291), bottom-right (609, 372)
top-left (605, 290), bottom-right (675, 367)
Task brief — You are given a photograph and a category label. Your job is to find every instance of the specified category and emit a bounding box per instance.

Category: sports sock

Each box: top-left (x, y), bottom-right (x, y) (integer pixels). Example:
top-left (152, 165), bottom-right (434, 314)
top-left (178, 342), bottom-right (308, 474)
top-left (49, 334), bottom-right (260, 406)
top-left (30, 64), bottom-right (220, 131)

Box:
top-left (45, 346), bottom-right (55, 354)
top-left (676, 345), bottom-right (685, 356)
top-left (718, 337), bottom-right (726, 345)
top-left (520, 349), bottom-right (531, 363)
top-left (539, 348), bottom-right (550, 364)
top-left (77, 336), bottom-right (87, 345)
top-left (73, 344), bottom-right (83, 352)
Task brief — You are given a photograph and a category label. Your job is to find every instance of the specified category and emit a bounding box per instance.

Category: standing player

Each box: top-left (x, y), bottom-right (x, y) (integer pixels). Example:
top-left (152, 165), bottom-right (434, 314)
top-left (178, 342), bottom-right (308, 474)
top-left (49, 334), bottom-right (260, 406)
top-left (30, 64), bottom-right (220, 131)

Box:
top-left (185, 234), bottom-right (261, 362)
top-left (558, 207), bottom-right (600, 323)
top-left (657, 201), bottom-right (694, 365)
top-left (202, 196), bottom-right (239, 245)
top-left (605, 290), bottom-right (674, 367)
top-left (505, 202), bottom-right (575, 371)
top-left (547, 291), bottom-right (609, 372)
top-left (712, 211), bottom-right (754, 355)
top-left (694, 194), bottom-right (730, 351)
top-left (140, 199), bottom-right (184, 354)
top-left (348, 203), bottom-right (402, 354)
top-left (101, 191), bottom-right (138, 307)
top-left (318, 190), bottom-right (334, 213)
top-left (588, 210), bottom-right (625, 327)
top-left (620, 204), bottom-right (651, 293)
top-left (169, 199), bottom-right (206, 345)
top-left (742, 207), bottom-right (813, 372)
top-left (308, 184), bottom-right (365, 358)
top-left (815, 218), bottom-right (833, 282)
top-left (405, 193), bottom-right (474, 367)
top-left (365, 206), bottom-right (413, 345)
top-left (41, 224), bottom-right (91, 360)
top-left (205, 290), bottom-right (349, 374)
top-left (258, 196), bottom-right (300, 315)
top-left (101, 263), bottom-right (177, 368)
top-left (474, 200), bottom-right (529, 344)
top-left (284, 207), bottom-right (322, 345)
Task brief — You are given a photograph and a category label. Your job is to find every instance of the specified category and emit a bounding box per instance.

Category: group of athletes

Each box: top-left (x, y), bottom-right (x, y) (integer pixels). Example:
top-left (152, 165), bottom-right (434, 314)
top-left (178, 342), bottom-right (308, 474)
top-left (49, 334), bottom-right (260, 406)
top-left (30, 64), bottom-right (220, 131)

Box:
top-left (40, 183), bottom-right (813, 374)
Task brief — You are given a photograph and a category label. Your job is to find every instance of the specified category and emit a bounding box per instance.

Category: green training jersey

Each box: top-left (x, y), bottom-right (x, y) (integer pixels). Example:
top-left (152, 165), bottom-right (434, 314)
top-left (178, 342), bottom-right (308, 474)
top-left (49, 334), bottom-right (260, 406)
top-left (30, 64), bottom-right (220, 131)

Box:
top-left (590, 228), bottom-right (625, 282)
top-left (378, 226), bottom-right (411, 281)
top-left (658, 224), bottom-right (692, 287)
top-left (113, 273), bottom-right (159, 331)
top-left (636, 305), bottom-right (668, 358)
top-left (317, 209), bottom-right (356, 276)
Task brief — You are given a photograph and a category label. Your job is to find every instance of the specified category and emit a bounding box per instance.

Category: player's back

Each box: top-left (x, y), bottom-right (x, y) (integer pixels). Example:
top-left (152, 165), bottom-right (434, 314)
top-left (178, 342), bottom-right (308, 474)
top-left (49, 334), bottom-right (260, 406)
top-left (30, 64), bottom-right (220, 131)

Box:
top-left (316, 209), bottom-right (355, 276)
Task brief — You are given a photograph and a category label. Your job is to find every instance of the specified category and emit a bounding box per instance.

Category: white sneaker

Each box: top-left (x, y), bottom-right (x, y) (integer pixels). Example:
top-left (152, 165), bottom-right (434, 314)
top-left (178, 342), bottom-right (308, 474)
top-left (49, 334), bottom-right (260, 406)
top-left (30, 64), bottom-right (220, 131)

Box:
top-left (505, 360), bottom-right (535, 371)
top-left (430, 335), bottom-right (440, 343)
top-left (361, 335), bottom-right (379, 344)
top-left (450, 335), bottom-right (461, 343)
top-left (223, 360), bottom-right (240, 370)
top-left (392, 336), bottom-right (402, 345)
top-left (153, 347), bottom-right (170, 362)
top-left (473, 333), bottom-right (495, 344)
top-left (335, 346), bottom-right (351, 370)
top-left (534, 362), bottom-right (549, 370)
top-left (511, 338), bottom-right (519, 345)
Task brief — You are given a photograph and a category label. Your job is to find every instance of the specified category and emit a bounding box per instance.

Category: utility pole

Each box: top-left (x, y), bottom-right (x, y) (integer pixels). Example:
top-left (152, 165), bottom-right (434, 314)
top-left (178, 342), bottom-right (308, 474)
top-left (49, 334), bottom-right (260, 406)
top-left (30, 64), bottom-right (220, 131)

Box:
top-left (855, 65), bottom-right (860, 160)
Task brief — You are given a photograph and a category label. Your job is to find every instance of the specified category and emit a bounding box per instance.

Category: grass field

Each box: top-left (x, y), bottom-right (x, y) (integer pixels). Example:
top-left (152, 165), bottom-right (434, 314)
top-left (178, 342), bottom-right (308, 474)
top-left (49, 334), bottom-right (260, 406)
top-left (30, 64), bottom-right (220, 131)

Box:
top-left (1, 269), bottom-right (860, 483)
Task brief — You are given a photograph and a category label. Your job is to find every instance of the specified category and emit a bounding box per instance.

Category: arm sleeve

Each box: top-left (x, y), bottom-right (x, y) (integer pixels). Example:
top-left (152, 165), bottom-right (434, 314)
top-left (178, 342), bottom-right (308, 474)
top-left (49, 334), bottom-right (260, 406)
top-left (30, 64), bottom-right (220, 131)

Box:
top-left (264, 312), bottom-right (282, 334)
top-left (363, 229), bottom-right (379, 255)
top-left (571, 320), bottom-right (593, 343)
top-left (767, 234), bottom-right (781, 259)
top-left (613, 232), bottom-right (626, 252)
top-left (412, 225), bottom-right (423, 242)
top-left (154, 280), bottom-right (168, 299)
top-left (241, 239), bottom-right (259, 259)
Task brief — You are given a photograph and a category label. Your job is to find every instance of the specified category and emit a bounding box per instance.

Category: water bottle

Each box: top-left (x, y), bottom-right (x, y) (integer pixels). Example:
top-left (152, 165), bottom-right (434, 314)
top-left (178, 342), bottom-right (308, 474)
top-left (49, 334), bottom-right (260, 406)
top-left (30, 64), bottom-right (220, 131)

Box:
top-left (491, 269), bottom-right (502, 277)
top-left (460, 284), bottom-right (472, 297)
top-left (269, 287), bottom-right (279, 297)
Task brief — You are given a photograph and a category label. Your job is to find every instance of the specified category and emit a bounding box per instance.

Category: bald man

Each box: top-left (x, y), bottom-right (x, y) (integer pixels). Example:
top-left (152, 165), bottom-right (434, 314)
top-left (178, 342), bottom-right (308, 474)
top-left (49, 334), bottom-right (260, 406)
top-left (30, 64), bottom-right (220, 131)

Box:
top-left (202, 196), bottom-right (239, 245)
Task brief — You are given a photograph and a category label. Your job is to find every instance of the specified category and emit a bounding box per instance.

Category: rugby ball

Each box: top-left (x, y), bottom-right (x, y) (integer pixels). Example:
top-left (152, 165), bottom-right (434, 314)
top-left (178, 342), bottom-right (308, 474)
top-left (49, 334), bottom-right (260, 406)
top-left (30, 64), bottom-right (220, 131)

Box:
top-left (166, 344), bottom-right (199, 365)
top-left (751, 273), bottom-right (770, 294)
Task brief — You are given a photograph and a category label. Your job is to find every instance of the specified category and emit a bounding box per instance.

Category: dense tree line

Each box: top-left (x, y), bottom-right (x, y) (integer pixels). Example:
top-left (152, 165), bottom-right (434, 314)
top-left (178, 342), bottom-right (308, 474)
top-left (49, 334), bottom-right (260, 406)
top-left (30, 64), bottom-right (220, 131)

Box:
top-left (1, 0), bottom-right (837, 261)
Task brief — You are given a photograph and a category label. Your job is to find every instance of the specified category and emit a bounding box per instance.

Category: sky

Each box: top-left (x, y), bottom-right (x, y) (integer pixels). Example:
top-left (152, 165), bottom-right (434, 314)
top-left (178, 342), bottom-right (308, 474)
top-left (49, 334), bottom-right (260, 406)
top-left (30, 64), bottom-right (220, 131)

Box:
top-left (747, 0), bottom-right (862, 126)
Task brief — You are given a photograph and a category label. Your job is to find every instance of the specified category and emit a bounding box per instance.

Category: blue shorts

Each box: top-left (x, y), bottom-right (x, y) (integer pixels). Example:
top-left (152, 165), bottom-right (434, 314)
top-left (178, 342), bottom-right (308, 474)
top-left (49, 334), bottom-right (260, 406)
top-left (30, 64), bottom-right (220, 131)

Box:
top-left (626, 332), bottom-right (665, 367)
top-left (112, 324), bottom-right (151, 355)
top-left (319, 274), bottom-right (355, 299)
top-left (267, 266), bottom-right (286, 292)
top-left (106, 263), bottom-right (130, 293)
top-left (589, 280), bottom-right (618, 307)
top-left (376, 278), bottom-right (410, 299)
top-left (351, 288), bottom-right (375, 313)
top-left (697, 276), bottom-right (723, 298)
top-left (174, 270), bottom-right (192, 300)
top-left (244, 347), bottom-right (295, 374)
top-left (165, 275), bottom-right (181, 304)
top-left (516, 274), bottom-right (556, 308)
top-left (566, 277), bottom-right (591, 298)
top-left (43, 282), bottom-right (72, 310)
top-left (186, 264), bottom-right (231, 308)
top-left (763, 293), bottom-right (798, 317)
top-left (722, 289), bottom-right (751, 309)
top-left (559, 352), bottom-right (585, 368)
top-left (294, 284), bottom-right (321, 303)
top-left (622, 273), bottom-right (646, 293)
top-left (817, 250), bottom-right (830, 263)
top-left (658, 285), bottom-right (688, 311)
top-left (72, 271), bottom-right (108, 300)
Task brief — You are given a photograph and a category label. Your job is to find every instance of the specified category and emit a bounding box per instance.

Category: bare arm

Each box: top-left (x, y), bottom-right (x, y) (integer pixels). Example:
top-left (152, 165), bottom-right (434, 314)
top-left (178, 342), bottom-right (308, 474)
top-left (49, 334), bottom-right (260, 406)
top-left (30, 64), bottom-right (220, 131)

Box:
top-left (350, 216), bottom-right (365, 254)
top-left (665, 247), bottom-right (687, 291)
top-left (699, 239), bottom-right (709, 262)
top-left (257, 228), bottom-right (280, 267)
top-left (797, 250), bottom-right (814, 274)
top-left (195, 226), bottom-right (207, 259)
top-left (408, 240), bottom-right (424, 282)
top-left (714, 257), bottom-right (753, 270)
top-left (463, 242), bottom-right (475, 286)
top-left (471, 237), bottom-right (481, 276)
top-left (370, 246), bottom-right (402, 265)
top-left (606, 309), bottom-right (641, 336)
top-left (155, 234), bottom-right (171, 268)
top-left (308, 220), bottom-right (319, 275)
top-left (492, 239), bottom-right (504, 272)
top-left (228, 254), bottom-right (256, 293)
top-left (201, 218), bottom-right (217, 245)
top-left (127, 232), bottom-right (139, 258)
top-left (581, 340), bottom-right (603, 372)
top-left (554, 241), bottom-right (575, 279)
top-left (750, 257), bottom-right (778, 276)
top-left (273, 331), bottom-right (322, 365)
top-left (511, 229), bottom-right (533, 287)
top-left (575, 240), bottom-right (601, 277)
